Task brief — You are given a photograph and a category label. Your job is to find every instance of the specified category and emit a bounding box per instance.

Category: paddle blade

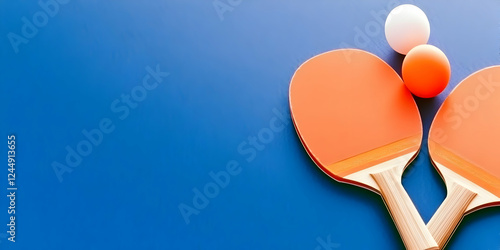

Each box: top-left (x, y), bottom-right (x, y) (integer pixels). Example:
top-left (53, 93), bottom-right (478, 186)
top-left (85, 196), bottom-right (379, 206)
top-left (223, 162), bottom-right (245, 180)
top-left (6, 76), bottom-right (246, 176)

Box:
top-left (429, 66), bottom-right (500, 198)
top-left (290, 49), bottom-right (422, 182)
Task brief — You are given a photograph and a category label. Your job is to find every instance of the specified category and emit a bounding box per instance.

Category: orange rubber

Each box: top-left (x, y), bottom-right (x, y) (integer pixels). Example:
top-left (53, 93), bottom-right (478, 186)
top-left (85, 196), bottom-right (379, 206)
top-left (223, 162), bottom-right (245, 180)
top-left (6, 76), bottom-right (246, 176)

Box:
top-left (290, 49), bottom-right (422, 178)
top-left (429, 66), bottom-right (500, 197)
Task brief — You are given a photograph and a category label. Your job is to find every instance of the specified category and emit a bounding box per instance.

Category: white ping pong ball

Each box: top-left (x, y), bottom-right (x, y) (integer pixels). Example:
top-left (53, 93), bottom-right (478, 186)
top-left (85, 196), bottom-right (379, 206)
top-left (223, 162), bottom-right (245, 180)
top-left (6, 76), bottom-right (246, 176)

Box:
top-left (385, 4), bottom-right (430, 55)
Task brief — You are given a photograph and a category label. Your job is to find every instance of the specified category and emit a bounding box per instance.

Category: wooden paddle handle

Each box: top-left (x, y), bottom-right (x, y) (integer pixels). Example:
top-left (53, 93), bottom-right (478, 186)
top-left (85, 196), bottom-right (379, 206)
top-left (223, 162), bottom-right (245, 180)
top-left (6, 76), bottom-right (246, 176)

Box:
top-left (371, 168), bottom-right (438, 250)
top-left (427, 183), bottom-right (477, 249)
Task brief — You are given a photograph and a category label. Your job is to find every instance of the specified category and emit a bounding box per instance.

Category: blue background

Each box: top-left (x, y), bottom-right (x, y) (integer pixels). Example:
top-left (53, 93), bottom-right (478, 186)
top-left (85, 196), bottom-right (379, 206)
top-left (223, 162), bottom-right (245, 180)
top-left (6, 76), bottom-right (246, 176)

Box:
top-left (1, 0), bottom-right (500, 249)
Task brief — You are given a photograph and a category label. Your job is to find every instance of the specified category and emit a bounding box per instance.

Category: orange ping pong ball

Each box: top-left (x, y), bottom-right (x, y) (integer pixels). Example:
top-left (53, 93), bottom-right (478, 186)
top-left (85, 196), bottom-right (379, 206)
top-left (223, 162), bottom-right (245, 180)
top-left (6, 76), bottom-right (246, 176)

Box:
top-left (402, 44), bottom-right (450, 98)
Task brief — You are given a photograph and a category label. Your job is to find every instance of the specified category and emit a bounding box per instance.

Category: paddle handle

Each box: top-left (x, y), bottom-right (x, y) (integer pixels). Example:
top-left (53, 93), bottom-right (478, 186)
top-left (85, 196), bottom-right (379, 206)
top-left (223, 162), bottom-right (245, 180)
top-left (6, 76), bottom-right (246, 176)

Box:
top-left (371, 168), bottom-right (438, 250)
top-left (427, 183), bottom-right (477, 249)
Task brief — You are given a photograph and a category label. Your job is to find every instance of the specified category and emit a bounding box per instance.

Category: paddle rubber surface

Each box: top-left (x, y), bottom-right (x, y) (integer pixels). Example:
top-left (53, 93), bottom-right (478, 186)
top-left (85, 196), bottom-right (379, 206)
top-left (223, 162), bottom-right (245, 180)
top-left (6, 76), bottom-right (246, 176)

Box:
top-left (290, 49), bottom-right (421, 183)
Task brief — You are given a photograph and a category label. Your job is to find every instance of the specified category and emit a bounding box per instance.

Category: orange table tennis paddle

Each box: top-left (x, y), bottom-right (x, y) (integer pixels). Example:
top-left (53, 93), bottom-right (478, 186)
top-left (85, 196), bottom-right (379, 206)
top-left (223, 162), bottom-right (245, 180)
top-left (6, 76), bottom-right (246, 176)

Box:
top-left (289, 49), bottom-right (438, 249)
top-left (427, 66), bottom-right (500, 248)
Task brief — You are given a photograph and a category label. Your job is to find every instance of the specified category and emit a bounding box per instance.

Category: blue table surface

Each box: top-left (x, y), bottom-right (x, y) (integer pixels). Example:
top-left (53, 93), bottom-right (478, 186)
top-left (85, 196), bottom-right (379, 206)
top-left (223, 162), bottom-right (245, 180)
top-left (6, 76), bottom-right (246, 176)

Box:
top-left (1, 0), bottom-right (500, 249)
